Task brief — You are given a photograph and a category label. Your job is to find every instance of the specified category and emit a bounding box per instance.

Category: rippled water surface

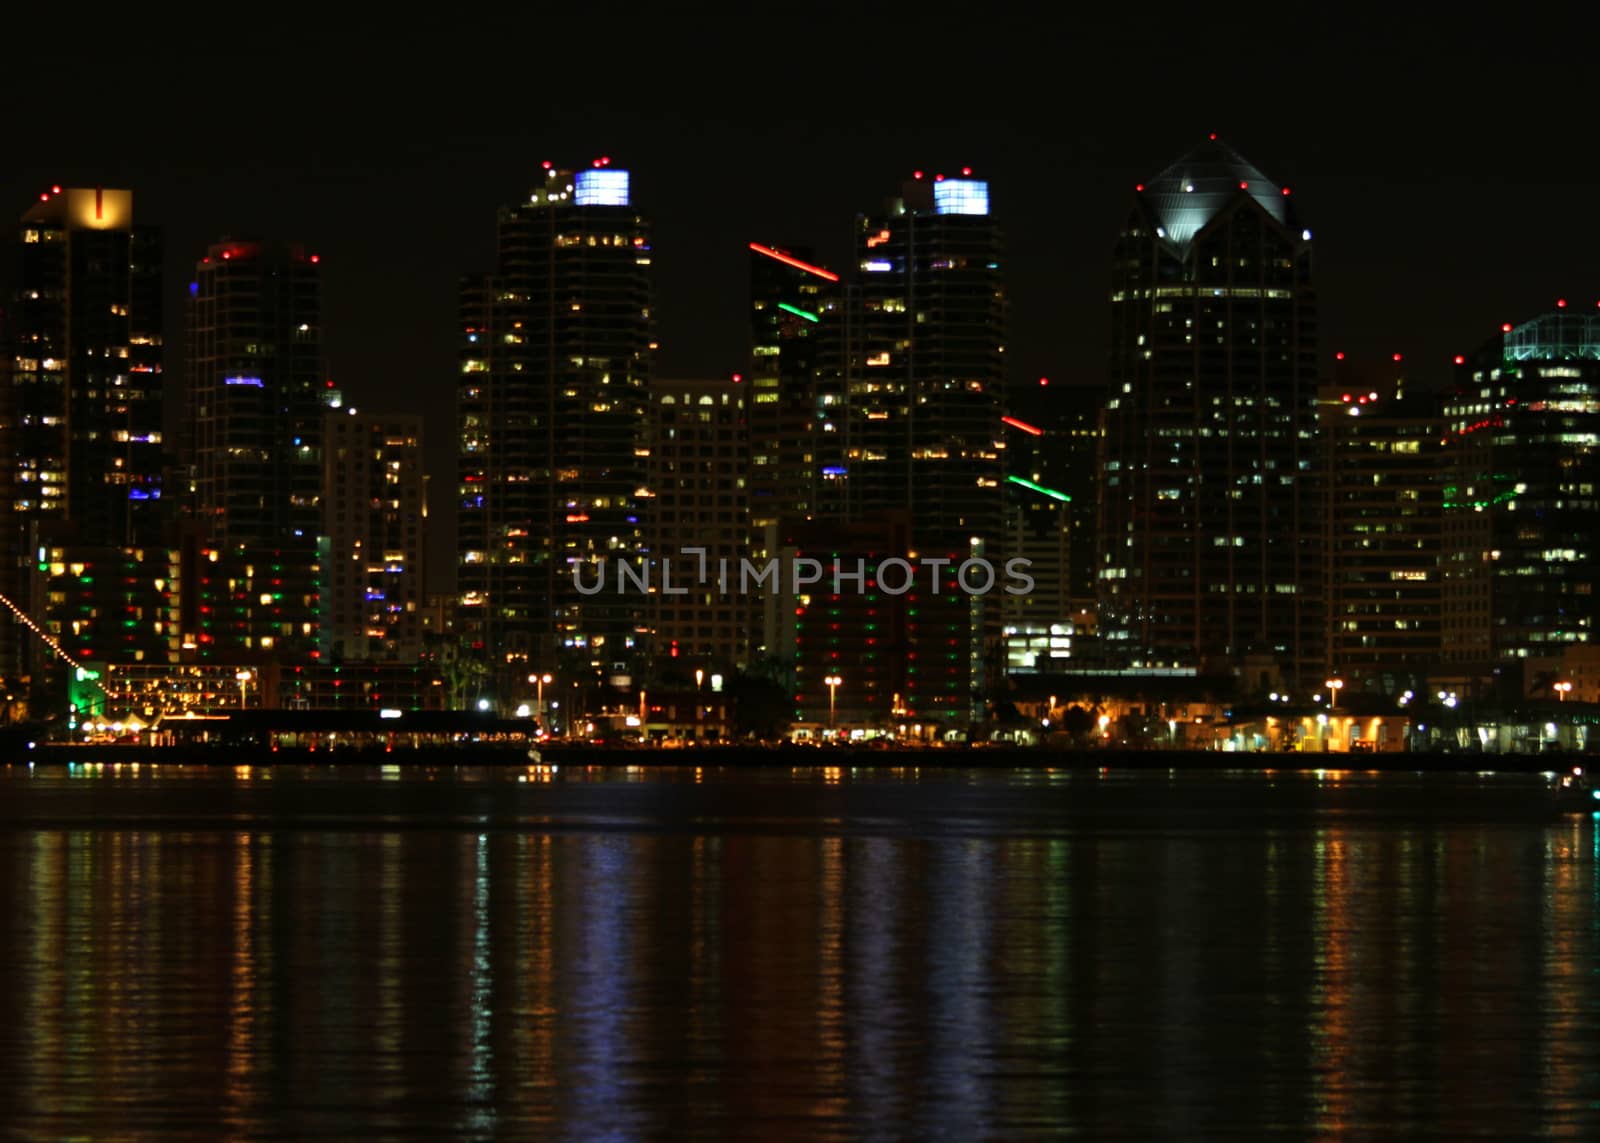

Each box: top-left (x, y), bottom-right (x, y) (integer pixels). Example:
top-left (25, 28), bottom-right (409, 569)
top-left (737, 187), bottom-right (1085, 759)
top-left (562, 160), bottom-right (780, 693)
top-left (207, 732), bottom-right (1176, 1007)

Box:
top-left (0, 762), bottom-right (1594, 1140)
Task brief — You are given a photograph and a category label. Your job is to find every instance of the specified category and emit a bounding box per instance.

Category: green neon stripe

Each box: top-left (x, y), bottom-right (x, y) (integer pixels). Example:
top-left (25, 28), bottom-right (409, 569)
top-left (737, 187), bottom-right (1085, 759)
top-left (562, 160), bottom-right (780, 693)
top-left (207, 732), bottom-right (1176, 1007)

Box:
top-left (777, 302), bottom-right (820, 323)
top-left (1008, 475), bottom-right (1072, 502)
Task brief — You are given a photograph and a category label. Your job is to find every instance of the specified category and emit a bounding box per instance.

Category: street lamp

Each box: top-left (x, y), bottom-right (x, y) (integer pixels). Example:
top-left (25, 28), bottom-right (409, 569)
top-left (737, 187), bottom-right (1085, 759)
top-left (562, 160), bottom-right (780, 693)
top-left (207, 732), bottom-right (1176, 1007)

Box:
top-left (235, 669), bottom-right (252, 710)
top-left (1555, 681), bottom-right (1573, 702)
top-left (529, 673), bottom-right (553, 726)
top-left (824, 674), bottom-right (842, 733)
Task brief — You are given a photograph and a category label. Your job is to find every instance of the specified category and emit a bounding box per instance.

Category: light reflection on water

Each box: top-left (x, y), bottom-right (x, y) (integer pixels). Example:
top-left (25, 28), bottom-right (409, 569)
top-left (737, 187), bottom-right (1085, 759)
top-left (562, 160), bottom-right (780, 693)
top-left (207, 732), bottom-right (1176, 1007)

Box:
top-left (0, 763), bottom-right (1593, 1139)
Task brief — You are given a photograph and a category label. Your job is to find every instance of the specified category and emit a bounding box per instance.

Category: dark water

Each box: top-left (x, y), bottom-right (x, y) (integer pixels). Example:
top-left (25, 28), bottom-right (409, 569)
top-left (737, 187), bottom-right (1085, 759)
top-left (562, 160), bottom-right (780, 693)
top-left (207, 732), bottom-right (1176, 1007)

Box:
top-left (0, 761), bottom-right (1595, 1140)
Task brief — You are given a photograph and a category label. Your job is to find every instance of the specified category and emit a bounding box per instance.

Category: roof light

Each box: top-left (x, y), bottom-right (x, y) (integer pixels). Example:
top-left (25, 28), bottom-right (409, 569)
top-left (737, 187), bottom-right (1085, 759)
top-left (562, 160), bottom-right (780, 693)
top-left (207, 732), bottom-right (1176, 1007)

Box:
top-left (748, 242), bottom-right (840, 282)
top-left (1281, 187), bottom-right (1291, 196)
top-left (1557, 298), bottom-right (1568, 308)
top-left (1502, 323), bottom-right (1513, 333)
top-left (541, 160), bottom-right (553, 170)
top-left (913, 170), bottom-right (923, 179)
top-left (1392, 353), bottom-right (1402, 362)
top-left (37, 194), bottom-right (47, 202)
top-left (1208, 132), bottom-right (1217, 141)
top-left (1135, 183), bottom-right (1144, 192)
top-left (1335, 351), bottom-right (1345, 361)
top-left (1454, 355), bottom-right (1465, 365)
top-left (50, 185), bottom-right (61, 194)
top-left (310, 255), bottom-right (320, 264)
top-left (1239, 181), bottom-right (1249, 189)
top-left (731, 373), bottom-right (742, 383)
top-left (961, 166), bottom-right (972, 176)
top-left (1038, 377), bottom-right (1049, 387)
top-left (935, 173), bottom-right (945, 181)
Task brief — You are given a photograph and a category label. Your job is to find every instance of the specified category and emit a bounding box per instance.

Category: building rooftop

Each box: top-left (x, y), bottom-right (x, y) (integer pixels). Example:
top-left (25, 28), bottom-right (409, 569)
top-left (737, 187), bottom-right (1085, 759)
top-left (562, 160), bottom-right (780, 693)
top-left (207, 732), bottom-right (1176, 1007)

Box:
top-left (1142, 137), bottom-right (1289, 247)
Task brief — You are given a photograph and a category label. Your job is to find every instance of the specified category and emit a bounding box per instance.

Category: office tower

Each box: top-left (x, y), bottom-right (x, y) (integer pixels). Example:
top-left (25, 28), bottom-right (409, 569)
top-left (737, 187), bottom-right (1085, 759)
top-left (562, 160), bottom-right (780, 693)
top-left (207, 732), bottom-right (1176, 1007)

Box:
top-left (747, 242), bottom-right (841, 534)
top-left (646, 377), bottom-right (750, 672)
top-left (185, 239), bottom-right (326, 546)
top-left (458, 158), bottom-right (653, 688)
top-left (1446, 306), bottom-right (1600, 664)
top-left (1099, 137), bottom-right (1320, 687)
top-left (837, 170), bottom-right (1006, 549)
top-left (8, 187), bottom-right (165, 682)
top-left (322, 411), bottom-right (426, 662)
top-left (1320, 359), bottom-right (1444, 693)
top-left (10, 187), bottom-right (164, 546)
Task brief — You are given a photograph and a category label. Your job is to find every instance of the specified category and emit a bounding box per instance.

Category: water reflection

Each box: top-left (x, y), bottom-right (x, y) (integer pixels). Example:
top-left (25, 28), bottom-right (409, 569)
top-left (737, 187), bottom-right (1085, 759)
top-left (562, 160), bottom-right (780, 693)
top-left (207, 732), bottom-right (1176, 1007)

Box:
top-left (0, 766), bottom-right (1593, 1138)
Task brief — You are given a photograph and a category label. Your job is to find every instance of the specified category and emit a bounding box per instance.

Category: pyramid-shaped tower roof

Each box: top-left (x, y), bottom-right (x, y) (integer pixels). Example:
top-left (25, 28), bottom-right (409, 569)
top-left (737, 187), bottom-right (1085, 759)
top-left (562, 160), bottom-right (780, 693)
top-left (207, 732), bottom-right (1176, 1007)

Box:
top-left (1142, 137), bottom-right (1289, 247)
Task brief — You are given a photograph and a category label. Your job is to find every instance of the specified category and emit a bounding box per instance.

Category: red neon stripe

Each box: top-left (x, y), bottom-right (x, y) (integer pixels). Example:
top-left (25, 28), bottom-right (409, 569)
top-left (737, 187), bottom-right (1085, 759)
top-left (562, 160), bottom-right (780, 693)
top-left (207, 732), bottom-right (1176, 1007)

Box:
top-left (1001, 415), bottom-right (1043, 436)
top-left (748, 242), bottom-right (839, 282)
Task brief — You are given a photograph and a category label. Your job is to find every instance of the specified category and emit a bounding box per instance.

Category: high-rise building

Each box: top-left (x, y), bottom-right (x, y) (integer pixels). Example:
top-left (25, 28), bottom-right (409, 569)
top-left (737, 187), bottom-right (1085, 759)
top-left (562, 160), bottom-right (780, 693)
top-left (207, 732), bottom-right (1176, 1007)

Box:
top-left (458, 158), bottom-right (653, 689)
top-left (646, 377), bottom-right (750, 672)
top-left (1099, 138), bottom-right (1321, 688)
top-left (1320, 360), bottom-right (1444, 693)
top-left (322, 411), bottom-right (426, 663)
top-left (9, 187), bottom-right (164, 547)
top-left (8, 187), bottom-right (165, 683)
top-left (185, 239), bottom-right (327, 547)
top-left (747, 242), bottom-right (841, 534)
top-left (836, 170), bottom-right (1007, 550)
top-left (1446, 307), bottom-right (1600, 664)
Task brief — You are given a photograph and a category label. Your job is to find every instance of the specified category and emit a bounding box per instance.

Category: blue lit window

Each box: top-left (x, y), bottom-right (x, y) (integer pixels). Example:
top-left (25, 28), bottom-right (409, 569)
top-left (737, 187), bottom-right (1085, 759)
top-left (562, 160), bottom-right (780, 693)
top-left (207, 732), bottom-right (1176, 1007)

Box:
top-left (933, 179), bottom-right (989, 216)
top-left (574, 170), bottom-right (630, 207)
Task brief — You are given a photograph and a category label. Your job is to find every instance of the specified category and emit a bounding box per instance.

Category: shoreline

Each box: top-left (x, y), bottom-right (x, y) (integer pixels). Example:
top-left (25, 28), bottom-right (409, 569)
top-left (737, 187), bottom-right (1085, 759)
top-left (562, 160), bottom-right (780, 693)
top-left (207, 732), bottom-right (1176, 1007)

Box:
top-left (5, 742), bottom-right (1583, 774)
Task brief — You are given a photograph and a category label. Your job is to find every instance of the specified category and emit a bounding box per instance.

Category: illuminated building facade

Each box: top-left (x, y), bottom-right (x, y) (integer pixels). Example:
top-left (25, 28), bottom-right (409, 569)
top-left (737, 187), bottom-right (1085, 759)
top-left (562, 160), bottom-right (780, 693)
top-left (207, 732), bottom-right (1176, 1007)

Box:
top-left (8, 188), bottom-right (165, 683)
top-left (1099, 138), bottom-right (1321, 687)
top-left (1319, 361), bottom-right (1444, 692)
top-left (458, 158), bottom-right (653, 686)
top-left (1447, 308), bottom-right (1600, 662)
top-left (837, 171), bottom-right (1006, 549)
top-left (185, 239), bottom-right (328, 546)
top-left (9, 187), bottom-right (165, 547)
top-left (646, 378), bottom-right (750, 672)
top-left (322, 411), bottom-right (426, 663)
top-left (747, 242), bottom-right (842, 533)
top-left (172, 537), bottom-right (322, 662)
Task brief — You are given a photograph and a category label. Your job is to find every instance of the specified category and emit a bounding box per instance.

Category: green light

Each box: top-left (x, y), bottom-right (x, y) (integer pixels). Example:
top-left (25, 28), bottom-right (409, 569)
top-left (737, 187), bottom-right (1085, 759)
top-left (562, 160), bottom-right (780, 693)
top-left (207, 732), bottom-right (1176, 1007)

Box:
top-left (1007, 475), bottom-right (1072, 502)
top-left (777, 302), bottom-right (820, 324)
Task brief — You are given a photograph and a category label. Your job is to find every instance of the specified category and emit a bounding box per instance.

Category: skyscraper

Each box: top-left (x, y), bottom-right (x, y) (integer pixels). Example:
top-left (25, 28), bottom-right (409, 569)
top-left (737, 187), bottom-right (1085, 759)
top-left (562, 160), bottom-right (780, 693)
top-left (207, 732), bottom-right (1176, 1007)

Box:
top-left (322, 410), bottom-right (426, 663)
top-left (185, 239), bottom-right (326, 547)
top-left (837, 170), bottom-right (1006, 550)
top-left (10, 187), bottom-right (164, 548)
top-left (747, 242), bottom-right (841, 534)
top-left (457, 158), bottom-right (653, 689)
top-left (1099, 138), bottom-right (1320, 688)
top-left (7, 187), bottom-right (165, 681)
top-left (1320, 359), bottom-right (1444, 693)
top-left (646, 377), bottom-right (750, 672)
top-left (1446, 307), bottom-right (1600, 665)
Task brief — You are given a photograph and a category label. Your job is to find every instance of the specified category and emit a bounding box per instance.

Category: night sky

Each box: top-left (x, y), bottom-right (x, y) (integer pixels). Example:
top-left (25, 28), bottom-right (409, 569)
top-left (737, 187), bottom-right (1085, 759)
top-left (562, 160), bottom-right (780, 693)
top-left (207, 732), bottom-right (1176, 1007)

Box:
top-left (6, 18), bottom-right (1597, 588)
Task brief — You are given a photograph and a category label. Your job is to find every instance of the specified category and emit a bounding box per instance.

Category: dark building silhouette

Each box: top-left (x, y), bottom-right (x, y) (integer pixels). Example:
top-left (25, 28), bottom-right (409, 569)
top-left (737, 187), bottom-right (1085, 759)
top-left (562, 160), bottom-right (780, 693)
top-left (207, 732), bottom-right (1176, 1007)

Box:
top-left (457, 159), bottom-right (654, 688)
top-left (1099, 138), bottom-right (1321, 687)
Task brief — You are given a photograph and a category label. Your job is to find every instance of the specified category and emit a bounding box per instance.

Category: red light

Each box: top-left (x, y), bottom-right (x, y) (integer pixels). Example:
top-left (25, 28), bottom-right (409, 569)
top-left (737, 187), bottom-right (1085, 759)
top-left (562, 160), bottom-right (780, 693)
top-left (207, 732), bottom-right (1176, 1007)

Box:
top-left (38, 194), bottom-right (47, 201)
top-left (1038, 377), bottom-right (1049, 387)
top-left (961, 166), bottom-right (972, 176)
top-left (202, 257), bottom-right (210, 263)
top-left (1239, 181), bottom-right (1249, 190)
top-left (1392, 353), bottom-right (1402, 362)
top-left (325, 380), bottom-right (335, 388)
top-left (913, 170), bottom-right (923, 179)
top-left (1454, 355), bottom-right (1465, 365)
top-left (1001, 415), bottom-right (1044, 436)
top-left (593, 159), bottom-right (602, 168)
top-left (1501, 323), bottom-right (1513, 332)
top-left (1558, 298), bottom-right (1568, 308)
top-left (1341, 393), bottom-right (1352, 402)
top-left (1135, 183), bottom-right (1144, 192)
top-left (1281, 187), bottom-right (1291, 196)
top-left (1209, 132), bottom-right (1217, 141)
top-left (222, 252), bottom-right (230, 260)
top-left (601, 155), bottom-right (611, 165)
top-left (310, 254), bottom-right (320, 264)
top-left (1335, 352), bottom-right (1345, 361)
top-left (50, 185), bottom-right (61, 194)
top-left (541, 160), bottom-right (553, 170)
top-left (731, 373), bottom-right (742, 383)
top-left (748, 243), bottom-right (840, 282)
top-left (935, 173), bottom-right (945, 181)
